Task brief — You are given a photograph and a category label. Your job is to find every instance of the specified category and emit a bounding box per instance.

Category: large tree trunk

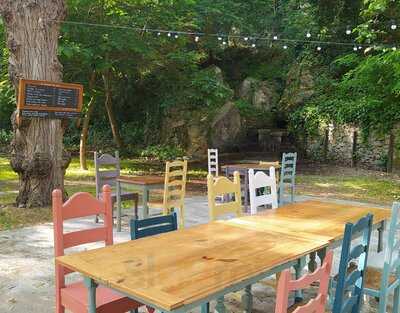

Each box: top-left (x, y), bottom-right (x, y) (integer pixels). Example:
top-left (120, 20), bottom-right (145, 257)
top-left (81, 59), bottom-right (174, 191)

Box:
top-left (79, 71), bottom-right (96, 170)
top-left (0, 0), bottom-right (70, 208)
top-left (102, 70), bottom-right (123, 149)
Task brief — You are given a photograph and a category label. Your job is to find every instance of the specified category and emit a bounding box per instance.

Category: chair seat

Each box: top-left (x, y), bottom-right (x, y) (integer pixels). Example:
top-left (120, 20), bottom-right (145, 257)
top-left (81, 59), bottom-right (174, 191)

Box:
top-left (61, 281), bottom-right (143, 313)
top-left (364, 266), bottom-right (397, 290)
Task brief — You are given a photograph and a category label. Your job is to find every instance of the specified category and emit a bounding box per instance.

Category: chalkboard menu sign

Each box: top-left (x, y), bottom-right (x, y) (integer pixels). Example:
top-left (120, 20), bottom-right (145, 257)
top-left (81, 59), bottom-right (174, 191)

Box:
top-left (17, 79), bottom-right (83, 119)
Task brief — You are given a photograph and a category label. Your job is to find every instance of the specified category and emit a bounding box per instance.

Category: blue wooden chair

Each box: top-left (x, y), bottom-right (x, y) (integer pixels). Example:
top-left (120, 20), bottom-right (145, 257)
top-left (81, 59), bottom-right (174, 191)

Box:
top-left (130, 213), bottom-right (178, 240)
top-left (364, 202), bottom-right (400, 313)
top-left (332, 213), bottom-right (373, 313)
top-left (279, 152), bottom-right (297, 205)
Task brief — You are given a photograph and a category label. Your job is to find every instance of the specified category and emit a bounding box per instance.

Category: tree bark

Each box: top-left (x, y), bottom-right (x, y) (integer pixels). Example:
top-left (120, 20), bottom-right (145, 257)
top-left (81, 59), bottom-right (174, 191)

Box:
top-left (79, 71), bottom-right (96, 170)
top-left (387, 130), bottom-right (395, 173)
top-left (102, 70), bottom-right (123, 149)
top-left (0, 0), bottom-right (70, 207)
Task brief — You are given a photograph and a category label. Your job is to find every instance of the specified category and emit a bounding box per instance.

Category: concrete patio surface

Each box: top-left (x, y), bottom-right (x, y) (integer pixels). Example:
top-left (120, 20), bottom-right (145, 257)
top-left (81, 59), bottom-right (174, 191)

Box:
top-left (0, 195), bottom-right (392, 312)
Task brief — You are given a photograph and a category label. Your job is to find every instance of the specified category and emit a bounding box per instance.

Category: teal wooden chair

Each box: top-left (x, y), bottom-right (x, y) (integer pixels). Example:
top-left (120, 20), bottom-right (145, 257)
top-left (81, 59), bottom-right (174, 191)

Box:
top-left (130, 213), bottom-right (178, 240)
top-left (130, 213), bottom-right (178, 313)
top-left (364, 202), bottom-right (400, 313)
top-left (279, 152), bottom-right (297, 205)
top-left (332, 213), bottom-right (373, 313)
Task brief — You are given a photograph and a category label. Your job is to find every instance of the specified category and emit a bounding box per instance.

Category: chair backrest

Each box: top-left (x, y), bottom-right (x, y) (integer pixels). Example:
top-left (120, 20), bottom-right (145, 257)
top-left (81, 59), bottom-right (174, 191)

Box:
top-left (248, 167), bottom-right (278, 215)
top-left (162, 159), bottom-right (188, 225)
top-left (130, 213), bottom-right (178, 240)
top-left (333, 213), bottom-right (373, 313)
top-left (53, 185), bottom-right (113, 288)
top-left (94, 151), bottom-right (120, 198)
top-left (380, 202), bottom-right (400, 287)
top-left (207, 171), bottom-right (242, 221)
top-left (208, 149), bottom-right (219, 177)
top-left (279, 152), bottom-right (297, 203)
top-left (276, 251), bottom-right (333, 313)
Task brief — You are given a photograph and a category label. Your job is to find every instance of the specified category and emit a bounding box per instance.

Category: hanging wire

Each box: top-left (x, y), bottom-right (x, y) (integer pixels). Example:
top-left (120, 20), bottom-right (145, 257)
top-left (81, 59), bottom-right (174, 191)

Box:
top-left (58, 20), bottom-right (398, 50)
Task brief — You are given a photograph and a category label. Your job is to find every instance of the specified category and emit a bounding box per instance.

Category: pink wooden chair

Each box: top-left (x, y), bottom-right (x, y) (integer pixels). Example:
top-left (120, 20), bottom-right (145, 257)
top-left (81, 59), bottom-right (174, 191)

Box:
top-left (53, 185), bottom-right (146, 313)
top-left (275, 250), bottom-right (333, 313)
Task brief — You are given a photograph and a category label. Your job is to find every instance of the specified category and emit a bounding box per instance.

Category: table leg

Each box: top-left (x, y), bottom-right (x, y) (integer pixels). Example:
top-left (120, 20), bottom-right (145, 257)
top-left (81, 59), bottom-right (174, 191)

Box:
top-left (201, 302), bottom-right (210, 313)
top-left (116, 181), bottom-right (122, 232)
top-left (294, 256), bottom-right (306, 302)
top-left (242, 284), bottom-right (253, 313)
top-left (308, 252), bottom-right (317, 272)
top-left (83, 277), bottom-right (97, 313)
top-left (377, 221), bottom-right (385, 253)
top-left (244, 172), bottom-right (249, 213)
top-left (143, 187), bottom-right (149, 219)
top-left (215, 296), bottom-right (226, 313)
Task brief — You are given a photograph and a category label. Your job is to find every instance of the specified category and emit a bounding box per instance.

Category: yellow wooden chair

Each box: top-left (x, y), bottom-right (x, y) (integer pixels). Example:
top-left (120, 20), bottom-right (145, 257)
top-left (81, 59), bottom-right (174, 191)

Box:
top-left (207, 171), bottom-right (242, 221)
top-left (148, 159), bottom-right (188, 228)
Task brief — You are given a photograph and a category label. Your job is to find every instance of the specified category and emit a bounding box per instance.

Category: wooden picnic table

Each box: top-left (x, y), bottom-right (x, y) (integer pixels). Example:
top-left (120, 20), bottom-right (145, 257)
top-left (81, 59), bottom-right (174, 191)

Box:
top-left (57, 200), bottom-right (390, 313)
top-left (221, 162), bottom-right (281, 212)
top-left (116, 175), bottom-right (164, 231)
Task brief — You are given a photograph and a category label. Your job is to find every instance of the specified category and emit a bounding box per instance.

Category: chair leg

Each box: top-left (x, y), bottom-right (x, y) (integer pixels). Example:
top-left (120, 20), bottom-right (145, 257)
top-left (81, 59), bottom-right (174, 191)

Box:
top-left (242, 284), bottom-right (253, 313)
top-left (134, 195), bottom-right (139, 220)
top-left (201, 302), bottom-right (210, 313)
top-left (376, 293), bottom-right (388, 313)
top-left (393, 287), bottom-right (400, 313)
top-left (215, 296), bottom-right (226, 313)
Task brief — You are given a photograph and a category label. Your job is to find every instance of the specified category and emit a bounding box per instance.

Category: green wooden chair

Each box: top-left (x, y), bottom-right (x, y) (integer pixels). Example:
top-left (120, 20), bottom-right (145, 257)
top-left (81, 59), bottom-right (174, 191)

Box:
top-left (279, 152), bottom-right (297, 205)
top-left (364, 202), bottom-right (400, 313)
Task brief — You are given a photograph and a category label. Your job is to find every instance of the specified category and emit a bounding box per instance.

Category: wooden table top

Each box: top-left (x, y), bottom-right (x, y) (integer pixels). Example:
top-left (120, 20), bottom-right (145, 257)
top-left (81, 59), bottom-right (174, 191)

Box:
top-left (221, 162), bottom-right (281, 170)
top-left (56, 200), bottom-right (391, 312)
top-left (117, 175), bottom-right (165, 186)
top-left (223, 200), bottom-right (391, 243)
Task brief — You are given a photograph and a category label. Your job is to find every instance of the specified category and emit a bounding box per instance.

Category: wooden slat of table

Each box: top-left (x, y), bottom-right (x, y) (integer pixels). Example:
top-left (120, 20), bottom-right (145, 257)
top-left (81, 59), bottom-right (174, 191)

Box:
top-left (57, 221), bottom-right (327, 311)
top-left (223, 200), bottom-right (391, 243)
top-left (117, 175), bottom-right (164, 185)
top-left (221, 162), bottom-right (281, 170)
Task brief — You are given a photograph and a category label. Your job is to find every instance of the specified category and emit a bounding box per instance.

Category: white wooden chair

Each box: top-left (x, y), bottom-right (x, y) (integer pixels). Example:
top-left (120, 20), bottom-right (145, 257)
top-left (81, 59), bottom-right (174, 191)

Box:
top-left (207, 148), bottom-right (219, 177)
top-left (248, 167), bottom-right (278, 215)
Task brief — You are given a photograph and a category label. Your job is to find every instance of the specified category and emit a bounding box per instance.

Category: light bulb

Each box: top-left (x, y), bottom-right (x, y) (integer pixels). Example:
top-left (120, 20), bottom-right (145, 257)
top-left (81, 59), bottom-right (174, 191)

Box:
top-left (195, 36), bottom-right (199, 42)
top-left (218, 37), bottom-right (222, 41)
top-left (222, 41), bottom-right (227, 45)
top-left (358, 46), bottom-right (362, 50)
top-left (393, 47), bottom-right (397, 51)
top-left (244, 37), bottom-right (249, 41)
top-left (353, 46), bottom-right (358, 51)
top-left (157, 32), bottom-right (161, 36)
top-left (317, 46), bottom-right (322, 51)
top-left (283, 45), bottom-right (288, 49)
top-left (174, 34), bottom-right (179, 39)
top-left (167, 33), bottom-right (171, 37)
top-left (306, 32), bottom-right (311, 38)
top-left (346, 29), bottom-right (351, 35)
top-left (273, 35), bottom-right (278, 40)
top-left (251, 43), bottom-right (256, 48)
top-left (391, 24), bottom-right (397, 30)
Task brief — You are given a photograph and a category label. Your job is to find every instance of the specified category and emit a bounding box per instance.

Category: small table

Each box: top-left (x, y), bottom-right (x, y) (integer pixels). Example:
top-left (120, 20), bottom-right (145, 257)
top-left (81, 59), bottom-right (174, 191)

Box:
top-left (116, 175), bottom-right (164, 231)
top-left (221, 162), bottom-right (281, 212)
top-left (57, 200), bottom-right (390, 313)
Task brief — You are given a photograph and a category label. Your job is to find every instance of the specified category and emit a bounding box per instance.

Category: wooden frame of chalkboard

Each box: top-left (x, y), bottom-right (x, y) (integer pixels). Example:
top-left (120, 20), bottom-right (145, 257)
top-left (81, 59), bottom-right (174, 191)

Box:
top-left (17, 79), bottom-right (83, 120)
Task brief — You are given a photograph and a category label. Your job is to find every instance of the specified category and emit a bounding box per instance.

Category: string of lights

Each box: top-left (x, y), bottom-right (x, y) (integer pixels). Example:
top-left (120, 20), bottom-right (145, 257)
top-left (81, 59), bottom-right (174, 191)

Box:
top-left (59, 20), bottom-right (399, 52)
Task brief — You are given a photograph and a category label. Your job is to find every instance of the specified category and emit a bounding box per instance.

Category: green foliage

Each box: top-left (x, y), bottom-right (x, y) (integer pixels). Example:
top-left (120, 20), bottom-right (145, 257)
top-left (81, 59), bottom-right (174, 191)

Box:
top-left (140, 145), bottom-right (185, 161)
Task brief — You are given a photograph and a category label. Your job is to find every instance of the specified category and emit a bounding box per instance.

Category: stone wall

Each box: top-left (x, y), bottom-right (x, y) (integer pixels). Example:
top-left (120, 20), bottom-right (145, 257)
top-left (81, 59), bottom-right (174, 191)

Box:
top-left (306, 124), bottom-right (400, 172)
